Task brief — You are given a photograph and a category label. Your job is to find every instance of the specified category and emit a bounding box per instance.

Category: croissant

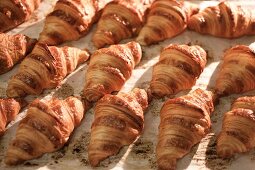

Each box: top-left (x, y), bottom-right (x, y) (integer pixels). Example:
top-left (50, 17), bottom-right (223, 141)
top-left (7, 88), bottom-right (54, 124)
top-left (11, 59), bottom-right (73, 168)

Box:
top-left (217, 96), bottom-right (255, 158)
top-left (149, 44), bottom-right (207, 98)
top-left (88, 88), bottom-right (148, 166)
top-left (7, 43), bottom-right (90, 98)
top-left (83, 41), bottom-right (141, 102)
top-left (188, 1), bottom-right (255, 38)
top-left (5, 96), bottom-right (91, 165)
top-left (0, 98), bottom-right (22, 136)
top-left (92, 0), bottom-right (154, 48)
top-left (214, 44), bottom-right (255, 97)
top-left (136, 0), bottom-right (198, 45)
top-left (38, 0), bottom-right (113, 45)
top-left (0, 0), bottom-right (42, 32)
top-left (156, 88), bottom-right (214, 170)
top-left (0, 33), bottom-right (37, 75)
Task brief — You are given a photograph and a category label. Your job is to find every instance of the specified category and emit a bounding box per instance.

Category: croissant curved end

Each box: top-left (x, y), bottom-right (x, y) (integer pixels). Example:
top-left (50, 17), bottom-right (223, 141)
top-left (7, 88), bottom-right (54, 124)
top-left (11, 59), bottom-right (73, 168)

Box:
top-left (83, 85), bottom-right (107, 103)
top-left (216, 144), bottom-right (235, 158)
top-left (136, 37), bottom-right (147, 46)
top-left (38, 33), bottom-right (62, 46)
top-left (6, 87), bottom-right (27, 98)
top-left (5, 153), bottom-right (24, 166)
top-left (157, 156), bottom-right (177, 170)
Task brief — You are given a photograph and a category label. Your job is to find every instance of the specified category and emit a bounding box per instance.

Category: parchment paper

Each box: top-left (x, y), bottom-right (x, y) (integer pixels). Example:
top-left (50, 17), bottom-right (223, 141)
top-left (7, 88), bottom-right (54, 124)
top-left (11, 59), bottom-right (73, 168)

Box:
top-left (1, 1), bottom-right (255, 170)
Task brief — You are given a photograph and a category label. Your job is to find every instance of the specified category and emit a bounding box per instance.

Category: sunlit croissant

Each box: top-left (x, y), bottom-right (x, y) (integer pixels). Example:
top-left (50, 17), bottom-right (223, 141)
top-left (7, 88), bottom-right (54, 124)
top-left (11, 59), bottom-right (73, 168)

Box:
top-left (0, 98), bottom-right (22, 136)
top-left (38, 0), bottom-right (113, 45)
top-left (0, 33), bottom-right (37, 75)
top-left (157, 88), bottom-right (214, 170)
top-left (188, 1), bottom-right (255, 38)
top-left (0, 0), bottom-right (42, 32)
top-left (92, 0), bottom-right (154, 48)
top-left (150, 44), bottom-right (207, 98)
top-left (5, 96), bottom-right (90, 165)
top-left (7, 43), bottom-right (90, 98)
top-left (217, 96), bottom-right (255, 158)
top-left (136, 0), bottom-right (198, 45)
top-left (214, 44), bottom-right (255, 96)
top-left (83, 41), bottom-right (142, 102)
top-left (88, 88), bottom-right (148, 167)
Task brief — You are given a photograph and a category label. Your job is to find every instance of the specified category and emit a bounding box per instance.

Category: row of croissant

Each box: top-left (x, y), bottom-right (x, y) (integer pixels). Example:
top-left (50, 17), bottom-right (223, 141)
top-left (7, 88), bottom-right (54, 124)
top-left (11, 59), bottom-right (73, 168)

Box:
top-left (1, 0), bottom-right (254, 47)
top-left (0, 39), bottom-right (255, 168)
top-left (1, 0), bottom-right (254, 75)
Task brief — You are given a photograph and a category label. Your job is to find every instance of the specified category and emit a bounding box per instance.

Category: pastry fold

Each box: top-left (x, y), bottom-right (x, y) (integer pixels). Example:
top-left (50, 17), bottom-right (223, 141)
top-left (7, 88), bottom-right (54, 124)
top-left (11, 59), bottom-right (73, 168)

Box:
top-left (7, 43), bottom-right (90, 98)
top-left (149, 44), bottom-right (207, 98)
top-left (5, 96), bottom-right (90, 165)
top-left (137, 0), bottom-right (198, 45)
top-left (83, 41), bottom-right (142, 102)
top-left (188, 1), bottom-right (255, 38)
top-left (92, 0), bottom-right (154, 48)
top-left (156, 88), bottom-right (214, 170)
top-left (38, 0), bottom-right (113, 45)
top-left (88, 88), bottom-right (148, 166)
top-left (217, 96), bottom-right (255, 158)
top-left (0, 33), bottom-right (37, 75)
top-left (0, 0), bottom-right (42, 32)
top-left (214, 44), bottom-right (255, 96)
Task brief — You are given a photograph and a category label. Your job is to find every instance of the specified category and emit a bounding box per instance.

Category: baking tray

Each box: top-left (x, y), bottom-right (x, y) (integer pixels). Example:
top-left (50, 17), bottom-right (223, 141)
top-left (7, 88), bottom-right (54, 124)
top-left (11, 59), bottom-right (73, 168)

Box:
top-left (0, 0), bottom-right (255, 170)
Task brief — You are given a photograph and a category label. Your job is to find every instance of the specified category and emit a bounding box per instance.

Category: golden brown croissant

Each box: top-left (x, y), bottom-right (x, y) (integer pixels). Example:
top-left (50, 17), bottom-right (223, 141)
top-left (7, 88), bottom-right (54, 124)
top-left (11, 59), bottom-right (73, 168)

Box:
top-left (149, 44), bottom-right (207, 98)
top-left (92, 0), bottom-right (154, 48)
top-left (188, 1), bottom-right (255, 38)
top-left (136, 0), bottom-right (198, 45)
top-left (0, 0), bottom-right (42, 32)
top-left (5, 96), bottom-right (90, 165)
top-left (0, 33), bottom-right (37, 75)
top-left (217, 96), bottom-right (255, 158)
top-left (7, 43), bottom-right (90, 98)
top-left (214, 44), bottom-right (255, 97)
top-left (83, 41), bottom-right (141, 102)
top-left (38, 0), bottom-right (113, 45)
top-left (88, 88), bottom-right (148, 167)
top-left (156, 88), bottom-right (214, 170)
top-left (0, 98), bottom-right (21, 136)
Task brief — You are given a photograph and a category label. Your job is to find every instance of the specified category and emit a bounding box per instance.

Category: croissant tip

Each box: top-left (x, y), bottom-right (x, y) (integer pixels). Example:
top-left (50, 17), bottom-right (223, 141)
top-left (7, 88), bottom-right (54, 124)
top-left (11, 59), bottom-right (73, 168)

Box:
top-left (157, 157), bottom-right (177, 170)
top-left (88, 154), bottom-right (104, 167)
top-left (136, 37), bottom-right (147, 46)
top-left (38, 35), bottom-right (61, 46)
top-left (89, 159), bottom-right (100, 167)
top-left (4, 156), bottom-right (23, 166)
top-left (217, 147), bottom-right (234, 159)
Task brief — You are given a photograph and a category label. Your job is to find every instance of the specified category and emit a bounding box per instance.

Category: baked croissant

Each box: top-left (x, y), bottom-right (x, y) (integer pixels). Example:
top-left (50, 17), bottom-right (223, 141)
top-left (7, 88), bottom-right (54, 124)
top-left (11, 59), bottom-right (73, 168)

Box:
top-left (0, 33), bottom-right (37, 75)
top-left (88, 88), bottom-right (148, 166)
top-left (188, 1), bottom-right (255, 38)
top-left (156, 88), bottom-right (214, 170)
top-left (5, 96), bottom-right (90, 165)
top-left (92, 0), bottom-right (153, 48)
top-left (0, 98), bottom-right (22, 136)
top-left (217, 96), bottom-right (255, 158)
top-left (0, 0), bottom-right (42, 32)
top-left (214, 44), bottom-right (255, 97)
top-left (83, 41), bottom-right (141, 102)
top-left (149, 44), bottom-right (207, 98)
top-left (7, 43), bottom-right (90, 98)
top-left (136, 0), bottom-right (198, 45)
top-left (38, 0), bottom-right (113, 45)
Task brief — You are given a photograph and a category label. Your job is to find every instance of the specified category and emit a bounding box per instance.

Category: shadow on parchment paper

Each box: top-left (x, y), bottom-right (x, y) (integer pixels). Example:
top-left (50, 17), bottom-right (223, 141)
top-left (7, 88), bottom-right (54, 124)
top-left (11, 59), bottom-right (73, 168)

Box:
top-left (177, 144), bottom-right (200, 170)
top-left (204, 133), bottom-right (234, 170)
